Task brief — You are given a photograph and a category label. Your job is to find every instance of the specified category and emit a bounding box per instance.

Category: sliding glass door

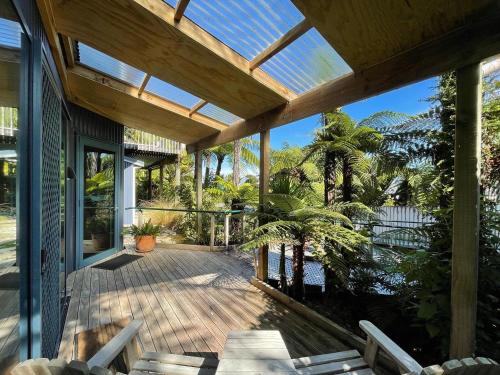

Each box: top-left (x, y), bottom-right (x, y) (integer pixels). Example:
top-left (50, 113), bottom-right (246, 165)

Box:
top-left (77, 138), bottom-right (120, 267)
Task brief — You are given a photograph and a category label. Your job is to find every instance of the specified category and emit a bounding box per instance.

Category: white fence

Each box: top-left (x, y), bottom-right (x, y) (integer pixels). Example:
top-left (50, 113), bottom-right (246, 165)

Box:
top-left (356, 206), bottom-right (435, 249)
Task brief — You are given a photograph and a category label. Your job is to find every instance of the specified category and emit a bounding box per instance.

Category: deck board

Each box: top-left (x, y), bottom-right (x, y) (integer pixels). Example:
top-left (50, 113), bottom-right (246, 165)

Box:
top-left (59, 248), bottom-right (348, 362)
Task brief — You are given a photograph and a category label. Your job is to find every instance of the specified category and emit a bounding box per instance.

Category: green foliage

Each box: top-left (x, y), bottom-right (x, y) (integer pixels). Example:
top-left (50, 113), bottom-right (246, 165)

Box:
top-left (128, 219), bottom-right (161, 237)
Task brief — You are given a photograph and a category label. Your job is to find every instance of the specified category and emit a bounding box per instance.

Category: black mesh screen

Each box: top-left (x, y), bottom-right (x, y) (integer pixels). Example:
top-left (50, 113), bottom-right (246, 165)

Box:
top-left (41, 67), bottom-right (62, 358)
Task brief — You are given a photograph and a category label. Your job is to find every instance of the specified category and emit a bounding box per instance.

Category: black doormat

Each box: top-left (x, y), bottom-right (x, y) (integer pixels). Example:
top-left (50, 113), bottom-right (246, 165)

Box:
top-left (0, 272), bottom-right (19, 290)
top-left (92, 254), bottom-right (142, 270)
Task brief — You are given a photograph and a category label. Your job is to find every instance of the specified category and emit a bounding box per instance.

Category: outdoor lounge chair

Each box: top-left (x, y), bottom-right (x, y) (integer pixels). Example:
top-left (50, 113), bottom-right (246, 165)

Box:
top-left (11, 319), bottom-right (499, 375)
top-left (11, 320), bottom-right (218, 375)
top-left (291, 320), bottom-right (499, 375)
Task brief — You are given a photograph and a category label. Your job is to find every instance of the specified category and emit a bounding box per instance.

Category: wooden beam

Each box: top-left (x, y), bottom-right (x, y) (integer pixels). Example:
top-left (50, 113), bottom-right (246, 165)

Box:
top-left (61, 35), bottom-right (75, 68)
top-left (450, 62), bottom-right (482, 358)
top-left (250, 19), bottom-right (312, 71)
top-left (35, 0), bottom-right (70, 96)
top-left (194, 151), bottom-right (203, 243)
top-left (70, 65), bottom-right (227, 133)
top-left (187, 12), bottom-right (500, 152)
top-left (174, 0), bottom-right (190, 22)
top-left (257, 130), bottom-right (270, 281)
top-left (189, 99), bottom-right (208, 116)
top-left (138, 74), bottom-right (151, 96)
top-left (292, 0), bottom-right (496, 71)
top-left (50, 0), bottom-right (295, 119)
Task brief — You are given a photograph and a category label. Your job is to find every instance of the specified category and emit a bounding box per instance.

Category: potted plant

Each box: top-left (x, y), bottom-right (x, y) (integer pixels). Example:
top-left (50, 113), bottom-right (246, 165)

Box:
top-left (129, 219), bottom-right (161, 253)
top-left (87, 218), bottom-right (111, 251)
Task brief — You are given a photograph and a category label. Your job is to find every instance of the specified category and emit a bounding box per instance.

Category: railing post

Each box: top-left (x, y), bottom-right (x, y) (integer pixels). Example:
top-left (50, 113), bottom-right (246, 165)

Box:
top-left (258, 130), bottom-right (270, 281)
top-left (210, 214), bottom-right (215, 251)
top-left (224, 214), bottom-right (230, 247)
top-left (450, 62), bottom-right (482, 358)
top-left (194, 151), bottom-right (203, 243)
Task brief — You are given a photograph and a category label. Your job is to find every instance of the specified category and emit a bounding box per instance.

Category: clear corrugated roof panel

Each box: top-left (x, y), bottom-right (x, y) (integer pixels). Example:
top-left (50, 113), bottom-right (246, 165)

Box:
top-left (78, 43), bottom-right (146, 87)
top-left (260, 28), bottom-right (352, 94)
top-left (183, 0), bottom-right (304, 60)
top-left (163, 0), bottom-right (176, 7)
top-left (0, 18), bottom-right (21, 48)
top-left (145, 76), bottom-right (200, 108)
top-left (198, 103), bottom-right (241, 125)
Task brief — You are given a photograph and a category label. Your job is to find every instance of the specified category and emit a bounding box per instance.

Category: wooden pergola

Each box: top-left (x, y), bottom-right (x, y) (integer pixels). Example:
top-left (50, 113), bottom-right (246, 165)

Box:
top-left (36, 0), bottom-right (500, 359)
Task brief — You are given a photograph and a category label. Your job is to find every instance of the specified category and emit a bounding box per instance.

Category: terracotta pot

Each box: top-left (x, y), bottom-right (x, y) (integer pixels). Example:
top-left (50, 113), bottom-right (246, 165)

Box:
top-left (135, 235), bottom-right (156, 253)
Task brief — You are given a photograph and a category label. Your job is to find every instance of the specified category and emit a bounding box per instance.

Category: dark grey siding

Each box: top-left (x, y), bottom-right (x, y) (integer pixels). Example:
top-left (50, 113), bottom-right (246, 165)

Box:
top-left (69, 103), bottom-right (124, 144)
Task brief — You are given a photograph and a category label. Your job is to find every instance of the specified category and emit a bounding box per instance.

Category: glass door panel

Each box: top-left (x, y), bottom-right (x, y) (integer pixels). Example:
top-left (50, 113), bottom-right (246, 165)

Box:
top-left (79, 140), bottom-right (119, 267)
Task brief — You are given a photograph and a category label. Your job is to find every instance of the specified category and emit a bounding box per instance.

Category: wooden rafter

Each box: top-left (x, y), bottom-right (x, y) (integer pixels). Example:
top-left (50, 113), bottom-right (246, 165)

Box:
top-left (189, 99), bottom-right (208, 116)
top-left (138, 74), bottom-right (151, 96)
top-left (250, 19), bottom-right (312, 71)
top-left (36, 0), bottom-right (71, 96)
top-left (61, 35), bottom-right (75, 68)
top-left (174, 0), bottom-right (190, 22)
top-left (69, 65), bottom-right (227, 143)
top-left (50, 0), bottom-right (295, 119)
top-left (187, 11), bottom-right (500, 152)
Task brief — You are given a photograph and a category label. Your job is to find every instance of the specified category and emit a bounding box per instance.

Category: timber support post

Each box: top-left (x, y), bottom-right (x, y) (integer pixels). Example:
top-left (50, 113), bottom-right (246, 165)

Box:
top-left (147, 168), bottom-right (152, 200)
top-left (257, 130), bottom-right (270, 281)
top-left (175, 154), bottom-right (181, 188)
top-left (194, 150), bottom-right (203, 243)
top-left (450, 62), bottom-right (482, 358)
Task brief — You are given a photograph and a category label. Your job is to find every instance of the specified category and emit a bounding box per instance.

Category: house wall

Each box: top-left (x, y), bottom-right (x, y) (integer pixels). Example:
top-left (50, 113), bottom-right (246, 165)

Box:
top-left (11, 0), bottom-right (126, 361)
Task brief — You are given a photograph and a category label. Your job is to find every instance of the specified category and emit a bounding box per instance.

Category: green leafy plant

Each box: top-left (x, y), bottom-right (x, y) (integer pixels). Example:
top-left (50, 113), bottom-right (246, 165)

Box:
top-left (129, 219), bottom-right (161, 237)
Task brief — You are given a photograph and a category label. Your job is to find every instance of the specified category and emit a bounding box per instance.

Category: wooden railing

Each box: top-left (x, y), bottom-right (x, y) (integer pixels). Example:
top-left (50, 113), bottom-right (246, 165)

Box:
top-left (124, 129), bottom-right (184, 155)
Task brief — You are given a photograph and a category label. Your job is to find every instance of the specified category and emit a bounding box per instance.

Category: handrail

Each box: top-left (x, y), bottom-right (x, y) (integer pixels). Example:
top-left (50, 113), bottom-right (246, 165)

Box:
top-left (125, 206), bottom-right (246, 216)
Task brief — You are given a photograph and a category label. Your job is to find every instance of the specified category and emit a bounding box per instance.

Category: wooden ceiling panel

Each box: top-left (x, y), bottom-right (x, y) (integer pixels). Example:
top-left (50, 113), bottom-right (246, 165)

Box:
top-left (51, 0), bottom-right (293, 119)
top-left (68, 66), bottom-right (222, 144)
top-left (293, 0), bottom-right (497, 71)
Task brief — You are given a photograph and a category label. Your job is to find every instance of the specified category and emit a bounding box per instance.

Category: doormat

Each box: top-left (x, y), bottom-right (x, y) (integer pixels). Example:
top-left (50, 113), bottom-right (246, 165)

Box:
top-left (0, 272), bottom-right (19, 290)
top-left (92, 254), bottom-right (142, 270)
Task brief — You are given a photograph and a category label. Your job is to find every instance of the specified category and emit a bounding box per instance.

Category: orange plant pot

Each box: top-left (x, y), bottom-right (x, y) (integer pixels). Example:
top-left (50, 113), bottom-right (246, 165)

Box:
top-left (135, 235), bottom-right (156, 253)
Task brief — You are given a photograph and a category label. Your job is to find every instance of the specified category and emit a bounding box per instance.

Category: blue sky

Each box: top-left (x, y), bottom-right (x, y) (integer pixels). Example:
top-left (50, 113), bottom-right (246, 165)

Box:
top-left (269, 77), bottom-right (438, 149)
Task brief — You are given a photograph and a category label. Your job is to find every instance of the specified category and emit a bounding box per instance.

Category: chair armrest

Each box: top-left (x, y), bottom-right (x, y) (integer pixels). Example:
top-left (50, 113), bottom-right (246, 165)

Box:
top-left (87, 320), bottom-right (143, 369)
top-left (359, 320), bottom-right (423, 374)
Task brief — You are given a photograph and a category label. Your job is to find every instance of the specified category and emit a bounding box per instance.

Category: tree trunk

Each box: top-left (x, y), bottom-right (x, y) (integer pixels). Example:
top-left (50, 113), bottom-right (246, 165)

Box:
top-left (292, 238), bottom-right (305, 301)
top-left (279, 243), bottom-right (287, 292)
top-left (324, 150), bottom-right (337, 206)
top-left (342, 156), bottom-right (353, 202)
top-left (204, 152), bottom-right (211, 187)
top-left (215, 155), bottom-right (225, 177)
top-left (233, 139), bottom-right (241, 186)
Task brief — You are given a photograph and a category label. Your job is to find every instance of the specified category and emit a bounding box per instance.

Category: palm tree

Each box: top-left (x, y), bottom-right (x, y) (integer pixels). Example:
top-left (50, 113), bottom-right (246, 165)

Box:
top-left (208, 137), bottom-right (258, 184)
top-left (241, 193), bottom-right (368, 300)
top-left (305, 110), bottom-right (382, 205)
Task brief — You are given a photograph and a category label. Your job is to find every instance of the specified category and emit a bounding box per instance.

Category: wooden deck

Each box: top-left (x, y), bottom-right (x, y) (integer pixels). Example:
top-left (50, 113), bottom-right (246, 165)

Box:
top-left (59, 248), bottom-right (348, 361)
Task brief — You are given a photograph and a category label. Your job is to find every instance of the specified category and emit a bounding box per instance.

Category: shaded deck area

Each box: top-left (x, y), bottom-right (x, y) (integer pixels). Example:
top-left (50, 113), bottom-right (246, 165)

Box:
top-left (59, 248), bottom-right (347, 361)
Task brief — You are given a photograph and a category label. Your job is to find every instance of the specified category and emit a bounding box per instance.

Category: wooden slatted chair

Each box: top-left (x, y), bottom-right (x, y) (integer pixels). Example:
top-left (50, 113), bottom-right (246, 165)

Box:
top-left (11, 320), bottom-right (219, 375)
top-left (291, 320), bottom-right (499, 375)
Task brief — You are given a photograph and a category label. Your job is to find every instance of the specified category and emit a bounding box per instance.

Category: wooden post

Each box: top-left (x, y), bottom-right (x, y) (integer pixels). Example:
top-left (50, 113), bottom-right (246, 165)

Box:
top-left (194, 151), bottom-right (203, 243)
top-left (224, 214), bottom-right (230, 247)
top-left (159, 163), bottom-right (164, 199)
top-left (209, 214), bottom-right (215, 251)
top-left (175, 155), bottom-right (181, 187)
top-left (258, 130), bottom-right (270, 281)
top-left (450, 62), bottom-right (482, 358)
top-left (147, 168), bottom-right (152, 200)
